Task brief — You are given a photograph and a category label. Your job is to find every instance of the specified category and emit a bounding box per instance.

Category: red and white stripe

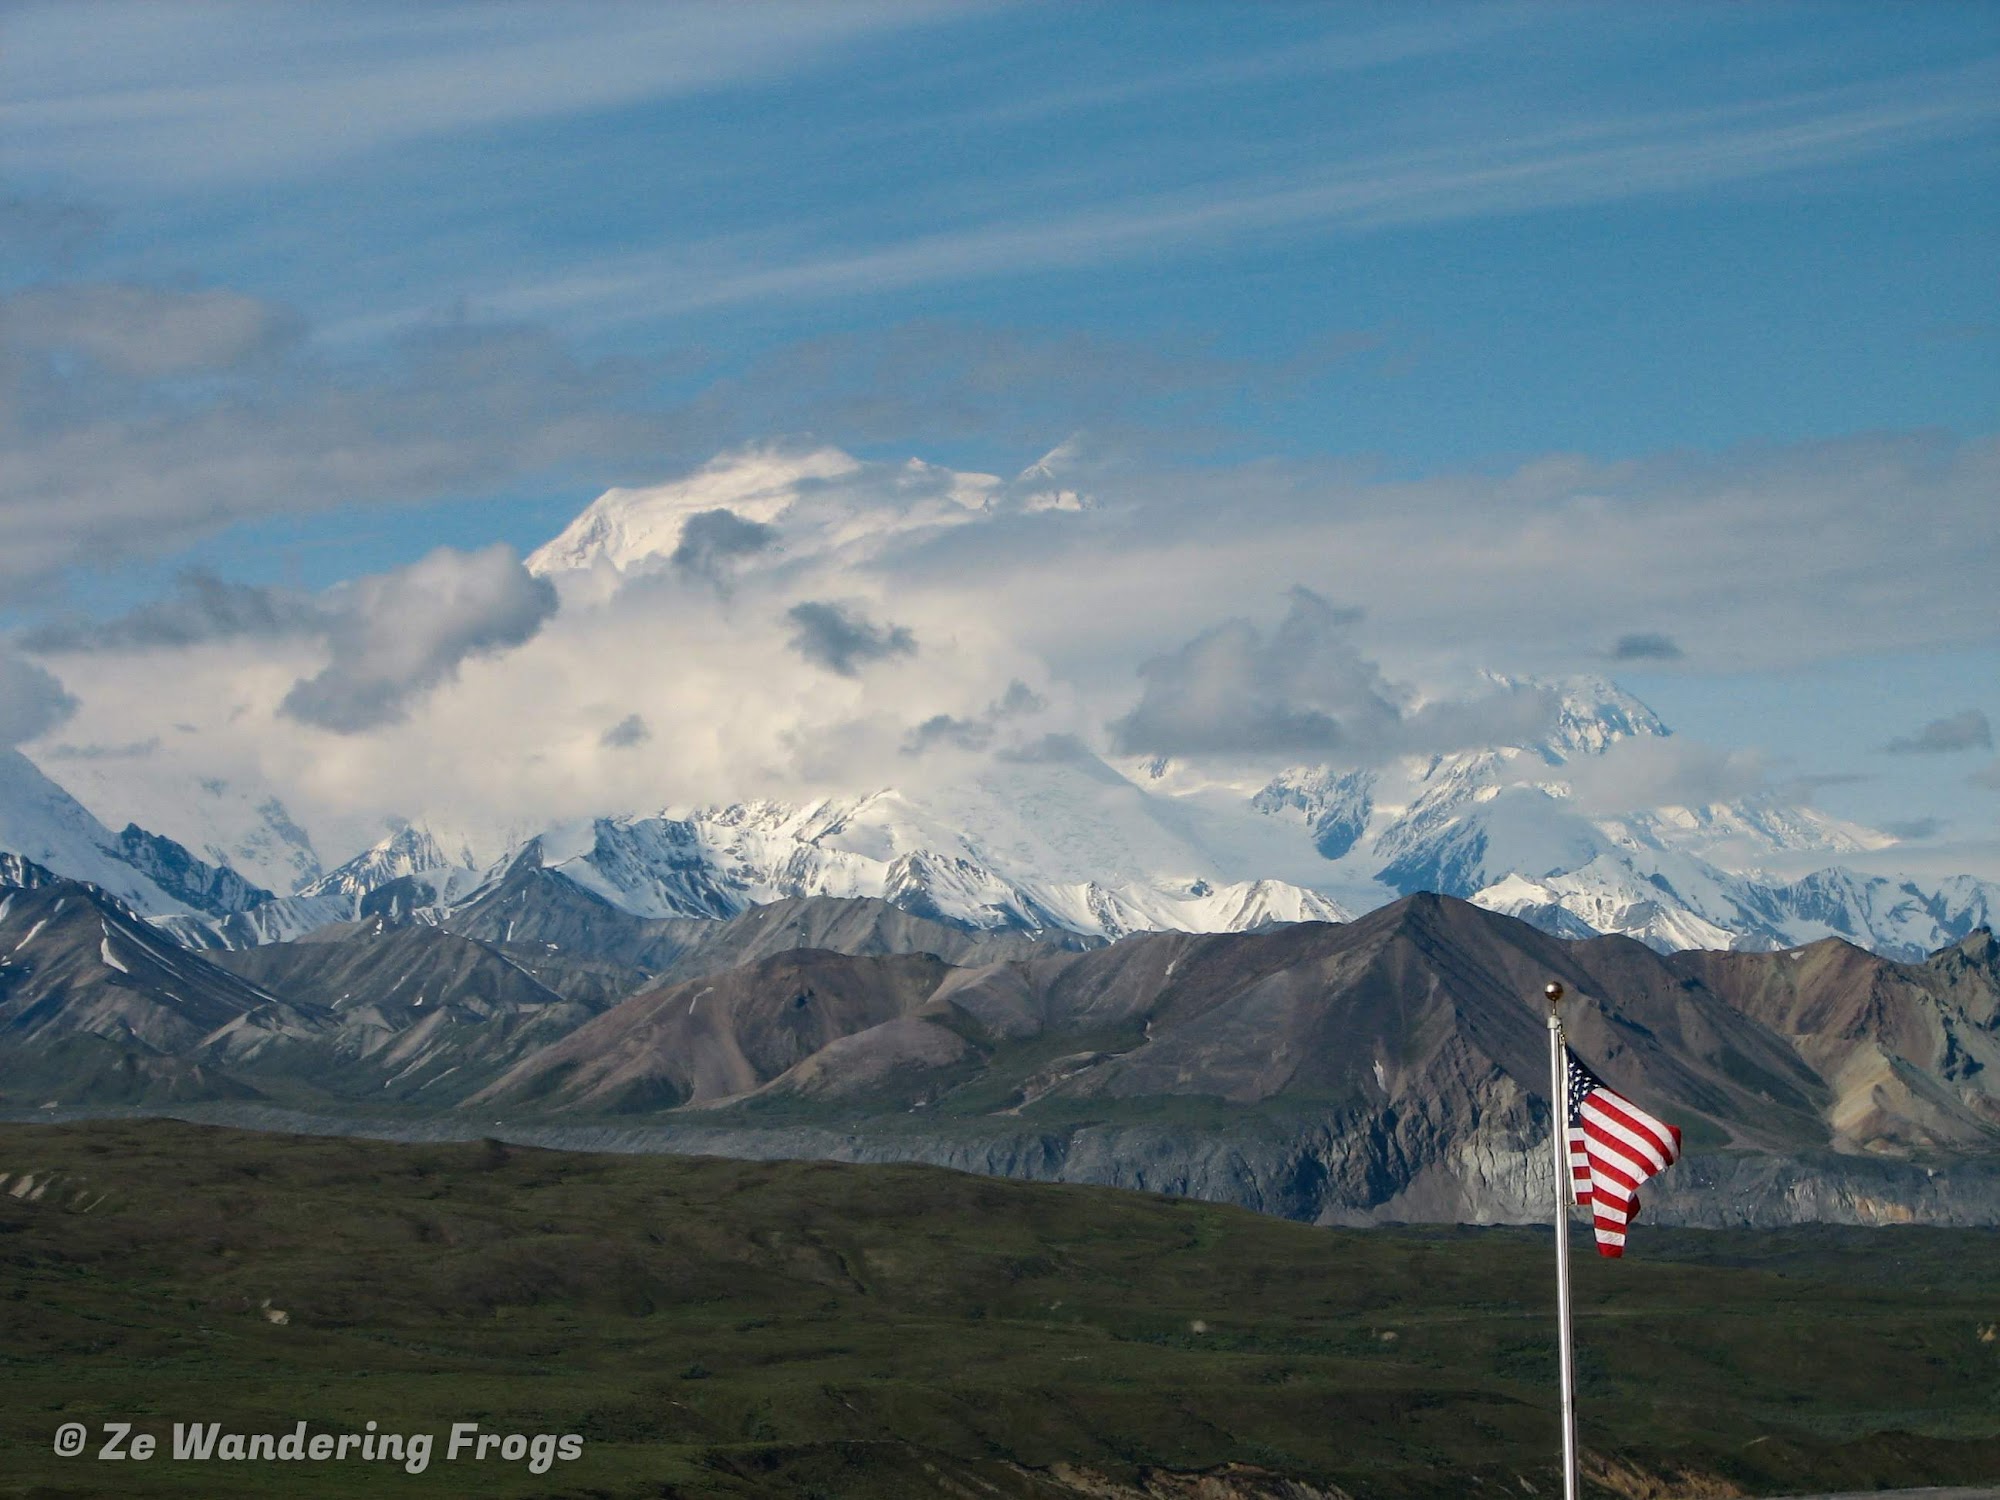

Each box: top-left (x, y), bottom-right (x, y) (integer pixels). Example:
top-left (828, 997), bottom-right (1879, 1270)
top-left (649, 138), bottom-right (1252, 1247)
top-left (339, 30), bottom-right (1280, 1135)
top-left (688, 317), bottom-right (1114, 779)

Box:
top-left (1567, 1080), bottom-right (1681, 1258)
top-left (1567, 1125), bottom-right (1593, 1208)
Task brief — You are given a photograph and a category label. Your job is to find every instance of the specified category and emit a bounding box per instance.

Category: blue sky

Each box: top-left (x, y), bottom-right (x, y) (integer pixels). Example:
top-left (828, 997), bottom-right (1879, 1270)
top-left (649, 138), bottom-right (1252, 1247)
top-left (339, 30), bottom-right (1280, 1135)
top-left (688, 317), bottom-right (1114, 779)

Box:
top-left (0, 1), bottom-right (1996, 870)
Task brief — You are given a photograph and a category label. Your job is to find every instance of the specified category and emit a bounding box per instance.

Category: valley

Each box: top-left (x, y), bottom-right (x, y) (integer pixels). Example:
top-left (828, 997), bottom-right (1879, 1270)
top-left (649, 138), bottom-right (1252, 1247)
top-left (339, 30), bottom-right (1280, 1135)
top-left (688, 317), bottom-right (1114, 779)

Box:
top-left (3, 1119), bottom-right (1997, 1499)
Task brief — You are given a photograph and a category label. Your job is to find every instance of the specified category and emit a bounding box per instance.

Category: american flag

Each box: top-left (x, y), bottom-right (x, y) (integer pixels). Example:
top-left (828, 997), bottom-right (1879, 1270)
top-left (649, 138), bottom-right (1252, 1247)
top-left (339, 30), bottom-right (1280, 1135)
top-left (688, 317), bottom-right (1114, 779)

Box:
top-left (1564, 1043), bottom-right (1682, 1258)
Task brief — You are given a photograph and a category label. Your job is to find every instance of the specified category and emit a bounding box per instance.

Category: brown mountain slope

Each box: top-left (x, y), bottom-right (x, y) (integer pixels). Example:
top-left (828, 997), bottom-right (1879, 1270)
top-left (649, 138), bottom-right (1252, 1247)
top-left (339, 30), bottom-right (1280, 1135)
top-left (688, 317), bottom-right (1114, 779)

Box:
top-left (473, 895), bottom-right (1833, 1229)
top-left (209, 921), bottom-right (633, 1104)
top-left (1669, 928), bottom-right (2000, 1156)
top-left (653, 893), bottom-right (1091, 978)
top-left (216, 918), bottom-right (639, 1012)
top-left (14, 858), bottom-right (1998, 1227)
top-left (440, 854), bottom-right (1087, 981)
top-left (914, 895), bottom-right (1827, 1148)
top-left (472, 949), bottom-right (958, 1112)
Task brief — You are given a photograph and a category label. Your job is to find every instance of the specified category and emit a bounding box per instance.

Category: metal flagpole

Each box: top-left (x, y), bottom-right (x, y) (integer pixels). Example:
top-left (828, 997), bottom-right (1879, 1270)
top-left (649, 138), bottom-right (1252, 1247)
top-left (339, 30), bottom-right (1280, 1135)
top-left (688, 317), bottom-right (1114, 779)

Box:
top-left (1545, 981), bottom-right (1578, 1500)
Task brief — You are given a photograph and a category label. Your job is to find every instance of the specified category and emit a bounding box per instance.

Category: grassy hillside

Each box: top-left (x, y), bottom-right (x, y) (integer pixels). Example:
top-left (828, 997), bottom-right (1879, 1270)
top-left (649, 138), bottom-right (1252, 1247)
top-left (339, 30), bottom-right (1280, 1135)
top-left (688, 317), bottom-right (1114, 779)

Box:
top-left (1, 1121), bottom-right (1997, 1499)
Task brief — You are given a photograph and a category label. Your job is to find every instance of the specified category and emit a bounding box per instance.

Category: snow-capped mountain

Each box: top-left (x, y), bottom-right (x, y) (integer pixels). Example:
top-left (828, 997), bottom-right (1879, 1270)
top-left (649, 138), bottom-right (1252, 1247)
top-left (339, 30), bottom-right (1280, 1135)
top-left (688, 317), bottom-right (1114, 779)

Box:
top-left (529, 447), bottom-right (975, 579)
top-left (27, 752), bottom-right (321, 895)
top-left (1122, 673), bottom-right (1988, 960)
top-left (511, 452), bottom-right (1995, 958)
top-left (155, 820), bottom-right (497, 949)
top-left (4, 448), bottom-right (1990, 963)
top-left (112, 824), bottom-right (273, 919)
top-left (1238, 675), bottom-right (1885, 893)
top-left (528, 446), bottom-right (862, 577)
top-left (526, 441), bottom-right (1090, 581)
top-left (15, 662), bottom-right (1991, 962)
top-left (514, 792), bottom-right (1348, 940)
top-left (133, 673), bottom-right (1985, 962)
top-left (219, 779), bottom-right (1349, 950)
top-left (298, 821), bottom-right (490, 908)
top-left (0, 749), bottom-right (272, 920)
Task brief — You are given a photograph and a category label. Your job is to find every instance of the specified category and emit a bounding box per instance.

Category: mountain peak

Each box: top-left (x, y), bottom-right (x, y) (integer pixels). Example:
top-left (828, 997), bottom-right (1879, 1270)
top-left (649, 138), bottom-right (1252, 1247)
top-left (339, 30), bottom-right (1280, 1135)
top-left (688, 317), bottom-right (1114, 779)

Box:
top-left (996, 437), bottom-right (1095, 514)
top-left (0, 852), bottom-right (63, 891)
top-left (524, 442), bottom-right (1096, 579)
top-left (526, 445), bottom-right (861, 576)
top-left (1536, 673), bottom-right (1670, 757)
top-left (301, 820), bottom-right (488, 905)
top-left (1937, 924), bottom-right (1999, 971)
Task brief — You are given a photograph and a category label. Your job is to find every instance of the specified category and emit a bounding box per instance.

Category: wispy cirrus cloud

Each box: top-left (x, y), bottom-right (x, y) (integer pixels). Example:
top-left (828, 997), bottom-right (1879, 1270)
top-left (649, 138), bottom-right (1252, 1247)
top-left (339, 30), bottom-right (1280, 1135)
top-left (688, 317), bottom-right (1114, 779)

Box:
top-left (482, 63), bottom-right (2000, 326)
top-left (0, 1), bottom-right (949, 189)
top-left (0, 192), bottom-right (106, 269)
top-left (930, 10), bottom-right (1537, 134)
top-left (0, 283), bottom-right (680, 598)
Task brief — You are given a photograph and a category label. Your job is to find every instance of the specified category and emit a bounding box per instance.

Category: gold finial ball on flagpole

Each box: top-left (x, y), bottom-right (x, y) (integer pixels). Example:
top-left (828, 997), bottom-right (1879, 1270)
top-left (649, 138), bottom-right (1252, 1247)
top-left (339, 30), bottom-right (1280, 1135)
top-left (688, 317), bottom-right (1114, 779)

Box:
top-left (1545, 982), bottom-right (1564, 1006)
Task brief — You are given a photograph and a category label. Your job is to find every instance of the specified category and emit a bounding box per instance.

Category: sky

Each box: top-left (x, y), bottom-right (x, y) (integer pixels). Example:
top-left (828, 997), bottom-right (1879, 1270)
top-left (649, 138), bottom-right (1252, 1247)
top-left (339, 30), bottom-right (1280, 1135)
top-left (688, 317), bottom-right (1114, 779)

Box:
top-left (0, 1), bottom-right (1996, 876)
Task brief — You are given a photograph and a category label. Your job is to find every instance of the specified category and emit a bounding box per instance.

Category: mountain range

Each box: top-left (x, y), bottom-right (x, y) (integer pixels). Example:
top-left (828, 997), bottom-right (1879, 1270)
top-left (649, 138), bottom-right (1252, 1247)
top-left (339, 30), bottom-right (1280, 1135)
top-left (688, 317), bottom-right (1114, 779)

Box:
top-left (13, 674), bottom-right (1994, 967)
top-left (4, 847), bottom-right (1996, 1229)
top-left (6, 457), bottom-right (2000, 1225)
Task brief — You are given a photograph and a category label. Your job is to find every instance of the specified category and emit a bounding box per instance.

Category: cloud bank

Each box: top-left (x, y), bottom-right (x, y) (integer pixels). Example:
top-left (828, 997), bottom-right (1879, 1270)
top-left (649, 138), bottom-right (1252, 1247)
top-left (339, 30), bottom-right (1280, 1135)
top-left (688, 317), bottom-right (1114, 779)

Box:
top-left (1554, 736), bottom-right (1771, 816)
top-left (670, 509), bottom-right (777, 586)
top-left (280, 545), bottom-right (557, 733)
top-left (1108, 588), bottom-right (1555, 762)
top-left (1, 282), bottom-right (301, 376)
top-left (600, 714), bottom-right (652, 749)
top-left (13, 435), bottom-right (1997, 874)
top-left (1611, 632), bottom-right (1683, 662)
top-left (24, 573), bottom-right (327, 654)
